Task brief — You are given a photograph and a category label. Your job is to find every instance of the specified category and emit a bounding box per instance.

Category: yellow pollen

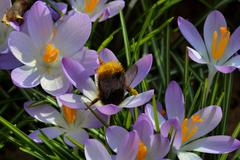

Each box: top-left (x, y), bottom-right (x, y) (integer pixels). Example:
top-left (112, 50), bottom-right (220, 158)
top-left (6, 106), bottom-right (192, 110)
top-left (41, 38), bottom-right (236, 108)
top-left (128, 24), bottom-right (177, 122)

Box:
top-left (211, 26), bottom-right (230, 60)
top-left (43, 44), bottom-right (59, 63)
top-left (63, 105), bottom-right (77, 124)
top-left (181, 114), bottom-right (204, 143)
top-left (97, 61), bottom-right (124, 76)
top-left (85, 0), bottom-right (99, 13)
top-left (1, 14), bottom-right (10, 26)
top-left (136, 141), bottom-right (147, 160)
top-left (129, 88), bottom-right (138, 95)
top-left (160, 109), bottom-right (166, 116)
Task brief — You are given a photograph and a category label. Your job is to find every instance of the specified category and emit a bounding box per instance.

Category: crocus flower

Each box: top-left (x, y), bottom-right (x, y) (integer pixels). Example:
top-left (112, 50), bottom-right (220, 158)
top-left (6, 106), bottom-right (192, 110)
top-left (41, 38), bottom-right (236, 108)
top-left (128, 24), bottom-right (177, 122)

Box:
top-left (8, 1), bottom-right (98, 96)
top-left (145, 81), bottom-right (240, 160)
top-left (24, 98), bottom-right (105, 147)
top-left (85, 130), bottom-right (139, 160)
top-left (0, 0), bottom-right (22, 69)
top-left (59, 48), bottom-right (154, 115)
top-left (70, 0), bottom-right (125, 22)
top-left (178, 10), bottom-right (240, 87)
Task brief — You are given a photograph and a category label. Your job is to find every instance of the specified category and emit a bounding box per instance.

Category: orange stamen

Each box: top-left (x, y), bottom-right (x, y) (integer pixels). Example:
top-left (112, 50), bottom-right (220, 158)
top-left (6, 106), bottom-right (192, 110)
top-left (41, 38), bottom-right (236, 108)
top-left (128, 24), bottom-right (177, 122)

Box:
top-left (62, 105), bottom-right (77, 124)
top-left (211, 26), bottom-right (230, 60)
top-left (136, 141), bottom-right (147, 160)
top-left (85, 0), bottom-right (99, 13)
top-left (43, 44), bottom-right (59, 63)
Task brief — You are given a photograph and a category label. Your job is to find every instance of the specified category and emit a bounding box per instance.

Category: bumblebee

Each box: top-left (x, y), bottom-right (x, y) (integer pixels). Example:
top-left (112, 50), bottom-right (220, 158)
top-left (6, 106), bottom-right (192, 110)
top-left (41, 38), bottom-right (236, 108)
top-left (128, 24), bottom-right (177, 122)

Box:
top-left (91, 59), bottom-right (138, 106)
top-left (2, 0), bottom-right (33, 25)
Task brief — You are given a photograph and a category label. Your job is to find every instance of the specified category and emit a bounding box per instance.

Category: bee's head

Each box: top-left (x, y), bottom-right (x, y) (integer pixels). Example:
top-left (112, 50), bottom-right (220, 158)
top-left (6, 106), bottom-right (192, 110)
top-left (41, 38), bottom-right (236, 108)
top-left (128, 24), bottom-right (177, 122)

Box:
top-left (97, 61), bottom-right (125, 78)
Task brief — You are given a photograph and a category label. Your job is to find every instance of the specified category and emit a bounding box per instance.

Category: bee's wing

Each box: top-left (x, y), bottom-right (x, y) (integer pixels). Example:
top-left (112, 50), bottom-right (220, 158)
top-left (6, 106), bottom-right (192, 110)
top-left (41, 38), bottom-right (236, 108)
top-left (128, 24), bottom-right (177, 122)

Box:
top-left (125, 64), bottom-right (138, 87)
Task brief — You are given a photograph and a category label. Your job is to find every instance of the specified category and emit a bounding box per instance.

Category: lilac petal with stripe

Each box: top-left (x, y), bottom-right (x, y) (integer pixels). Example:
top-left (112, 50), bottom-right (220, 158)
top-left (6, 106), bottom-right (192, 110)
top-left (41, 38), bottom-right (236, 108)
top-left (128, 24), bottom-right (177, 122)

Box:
top-left (79, 110), bottom-right (107, 128)
top-left (29, 127), bottom-right (65, 143)
top-left (116, 130), bottom-right (140, 160)
top-left (204, 10), bottom-right (226, 59)
top-left (178, 152), bottom-right (203, 160)
top-left (182, 136), bottom-right (240, 154)
top-left (27, 1), bottom-right (53, 48)
top-left (130, 54), bottom-right (153, 88)
top-left (187, 47), bottom-right (207, 64)
top-left (85, 139), bottom-right (111, 160)
top-left (99, 48), bottom-right (118, 62)
top-left (165, 81), bottom-right (185, 122)
top-left (64, 129), bottom-right (89, 147)
top-left (188, 106), bottom-right (222, 142)
top-left (24, 101), bottom-right (65, 126)
top-left (97, 104), bottom-right (121, 115)
top-left (120, 90), bottom-right (154, 108)
top-left (178, 17), bottom-right (208, 62)
top-left (59, 93), bottom-right (86, 109)
top-left (133, 113), bottom-right (154, 146)
top-left (215, 65), bottom-right (235, 73)
top-left (48, 1), bottom-right (67, 20)
top-left (0, 52), bottom-right (22, 70)
top-left (53, 11), bottom-right (91, 56)
top-left (218, 55), bottom-right (240, 69)
top-left (11, 66), bottom-right (40, 88)
top-left (106, 126), bottom-right (128, 152)
top-left (149, 134), bottom-right (170, 160)
top-left (8, 31), bottom-right (37, 66)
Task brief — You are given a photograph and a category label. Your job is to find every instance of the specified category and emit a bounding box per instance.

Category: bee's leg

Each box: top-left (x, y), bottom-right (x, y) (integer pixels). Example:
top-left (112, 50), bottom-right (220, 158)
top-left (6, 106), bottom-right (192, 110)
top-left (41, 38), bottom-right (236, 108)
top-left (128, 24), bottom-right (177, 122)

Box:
top-left (90, 98), bottom-right (100, 106)
top-left (127, 87), bottom-right (138, 95)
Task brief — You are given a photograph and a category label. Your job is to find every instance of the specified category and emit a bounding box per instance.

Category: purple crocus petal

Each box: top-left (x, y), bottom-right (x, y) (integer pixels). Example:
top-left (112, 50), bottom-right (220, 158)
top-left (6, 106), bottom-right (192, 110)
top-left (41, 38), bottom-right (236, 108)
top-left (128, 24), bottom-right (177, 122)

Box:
top-left (161, 118), bottom-right (182, 150)
top-left (116, 130), bottom-right (140, 160)
top-left (0, 0), bottom-right (11, 17)
top-left (24, 101), bottom-right (65, 126)
top-left (99, 48), bottom-right (118, 63)
top-left (182, 136), bottom-right (240, 154)
top-left (8, 31), bottom-right (37, 66)
top-left (27, 1), bottom-right (53, 48)
top-left (82, 78), bottom-right (98, 100)
top-left (129, 54), bottom-right (153, 88)
top-left (53, 11), bottom-right (91, 56)
top-left (165, 81), bottom-right (185, 122)
top-left (149, 134), bottom-right (170, 160)
top-left (64, 129), bottom-right (89, 147)
top-left (98, 0), bottom-right (125, 22)
top-left (204, 10), bottom-right (226, 59)
top-left (188, 106), bottom-right (222, 142)
top-left (85, 139), bottom-right (112, 160)
top-left (187, 47), bottom-right (207, 64)
top-left (97, 104), bottom-right (121, 115)
top-left (71, 47), bottom-right (99, 75)
top-left (48, 1), bottom-right (67, 21)
top-left (133, 113), bottom-right (154, 146)
top-left (11, 66), bottom-right (41, 88)
top-left (215, 65), bottom-right (235, 74)
top-left (62, 57), bottom-right (89, 90)
top-left (144, 104), bottom-right (166, 130)
top-left (79, 110), bottom-right (107, 128)
top-left (29, 127), bottom-right (65, 143)
top-left (59, 94), bottom-right (86, 109)
top-left (177, 152), bottom-right (203, 160)
top-left (0, 52), bottom-right (22, 70)
top-left (106, 126), bottom-right (128, 152)
top-left (222, 26), bottom-right (240, 62)
top-left (120, 90), bottom-right (154, 108)
top-left (40, 73), bottom-right (70, 96)
top-left (177, 17), bottom-right (208, 62)
top-left (219, 55), bottom-right (240, 68)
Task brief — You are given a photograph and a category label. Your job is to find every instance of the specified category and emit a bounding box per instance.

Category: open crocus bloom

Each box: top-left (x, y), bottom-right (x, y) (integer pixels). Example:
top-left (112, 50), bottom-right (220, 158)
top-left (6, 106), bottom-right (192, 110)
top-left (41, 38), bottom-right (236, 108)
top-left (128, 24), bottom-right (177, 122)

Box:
top-left (178, 10), bottom-right (240, 82)
top-left (70, 0), bottom-right (125, 22)
top-left (0, 0), bottom-right (22, 69)
top-left (145, 81), bottom-right (240, 160)
top-left (59, 48), bottom-right (154, 115)
top-left (24, 98), bottom-right (105, 147)
top-left (8, 1), bottom-right (98, 96)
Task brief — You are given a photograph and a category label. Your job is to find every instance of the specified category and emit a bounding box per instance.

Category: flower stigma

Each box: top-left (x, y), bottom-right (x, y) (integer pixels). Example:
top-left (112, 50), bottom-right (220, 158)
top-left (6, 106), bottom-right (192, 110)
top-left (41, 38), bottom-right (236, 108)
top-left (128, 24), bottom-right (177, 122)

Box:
top-left (136, 141), bottom-right (147, 160)
top-left (211, 26), bottom-right (230, 60)
top-left (63, 105), bottom-right (77, 124)
top-left (43, 43), bottom-right (59, 63)
top-left (85, 0), bottom-right (99, 13)
top-left (181, 114), bottom-right (204, 143)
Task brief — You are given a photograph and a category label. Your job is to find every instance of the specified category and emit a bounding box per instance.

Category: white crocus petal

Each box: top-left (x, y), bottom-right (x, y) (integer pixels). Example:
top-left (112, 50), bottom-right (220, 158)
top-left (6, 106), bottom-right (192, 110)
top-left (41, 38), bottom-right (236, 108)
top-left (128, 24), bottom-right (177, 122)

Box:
top-left (177, 152), bottom-right (203, 160)
top-left (82, 78), bottom-right (98, 101)
top-left (187, 47), bottom-right (208, 64)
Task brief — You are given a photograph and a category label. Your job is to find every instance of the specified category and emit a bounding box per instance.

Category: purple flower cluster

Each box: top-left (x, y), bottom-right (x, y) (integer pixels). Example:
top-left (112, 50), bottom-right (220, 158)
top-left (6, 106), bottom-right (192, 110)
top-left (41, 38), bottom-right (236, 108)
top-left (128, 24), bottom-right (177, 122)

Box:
top-left (0, 0), bottom-right (239, 159)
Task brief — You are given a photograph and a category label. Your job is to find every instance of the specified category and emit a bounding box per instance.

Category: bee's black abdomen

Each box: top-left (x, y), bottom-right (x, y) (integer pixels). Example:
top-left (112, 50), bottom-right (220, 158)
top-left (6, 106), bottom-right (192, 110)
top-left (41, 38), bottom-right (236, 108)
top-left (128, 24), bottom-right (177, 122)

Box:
top-left (98, 72), bottom-right (125, 105)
